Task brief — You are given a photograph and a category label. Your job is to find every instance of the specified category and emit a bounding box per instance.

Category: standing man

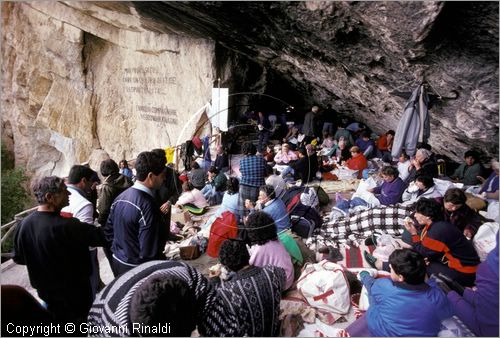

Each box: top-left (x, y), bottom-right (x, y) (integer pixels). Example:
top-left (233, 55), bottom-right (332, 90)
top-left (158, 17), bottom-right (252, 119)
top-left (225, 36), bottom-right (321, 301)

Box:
top-left (257, 111), bottom-right (272, 153)
top-left (13, 176), bottom-right (105, 328)
top-left (104, 151), bottom-right (167, 277)
top-left (97, 159), bottom-right (133, 270)
top-left (302, 106), bottom-right (318, 143)
top-left (61, 165), bottom-right (102, 299)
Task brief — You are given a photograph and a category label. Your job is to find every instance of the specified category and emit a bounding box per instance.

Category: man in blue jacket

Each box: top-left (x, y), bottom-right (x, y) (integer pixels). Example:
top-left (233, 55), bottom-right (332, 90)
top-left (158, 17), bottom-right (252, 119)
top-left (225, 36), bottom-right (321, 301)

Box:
top-left (104, 151), bottom-right (167, 277)
top-left (346, 249), bottom-right (453, 336)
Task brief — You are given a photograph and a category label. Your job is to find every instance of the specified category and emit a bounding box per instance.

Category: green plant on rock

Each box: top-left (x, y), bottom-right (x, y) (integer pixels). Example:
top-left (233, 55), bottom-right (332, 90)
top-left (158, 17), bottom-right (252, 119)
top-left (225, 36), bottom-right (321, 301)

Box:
top-left (1, 144), bottom-right (32, 253)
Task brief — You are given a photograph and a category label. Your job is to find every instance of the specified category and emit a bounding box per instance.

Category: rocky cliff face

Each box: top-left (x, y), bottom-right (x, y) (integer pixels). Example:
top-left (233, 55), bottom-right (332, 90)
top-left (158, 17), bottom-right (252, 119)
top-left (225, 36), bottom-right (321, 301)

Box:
top-left (2, 1), bottom-right (498, 180)
top-left (131, 1), bottom-right (499, 162)
top-left (2, 1), bottom-right (215, 178)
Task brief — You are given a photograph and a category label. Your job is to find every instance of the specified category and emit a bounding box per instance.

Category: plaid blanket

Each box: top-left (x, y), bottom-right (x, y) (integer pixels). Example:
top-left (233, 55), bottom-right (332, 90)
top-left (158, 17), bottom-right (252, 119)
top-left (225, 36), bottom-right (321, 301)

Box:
top-left (306, 205), bottom-right (413, 249)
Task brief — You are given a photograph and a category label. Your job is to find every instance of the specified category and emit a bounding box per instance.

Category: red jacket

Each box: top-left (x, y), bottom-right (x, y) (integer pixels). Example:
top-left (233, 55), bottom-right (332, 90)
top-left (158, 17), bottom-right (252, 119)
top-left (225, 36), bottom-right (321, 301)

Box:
top-left (346, 154), bottom-right (368, 178)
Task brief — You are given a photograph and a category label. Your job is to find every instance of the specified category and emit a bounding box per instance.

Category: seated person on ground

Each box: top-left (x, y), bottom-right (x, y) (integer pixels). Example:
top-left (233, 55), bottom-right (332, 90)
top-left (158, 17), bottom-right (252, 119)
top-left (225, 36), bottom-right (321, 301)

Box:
top-left (397, 151), bottom-right (411, 182)
top-left (346, 249), bottom-right (453, 337)
top-left (445, 233), bottom-right (499, 337)
top-left (366, 198), bottom-right (480, 287)
top-left (450, 150), bottom-right (483, 186)
top-left (334, 121), bottom-right (355, 148)
top-left (214, 145), bottom-right (229, 173)
top-left (355, 131), bottom-right (376, 160)
top-left (187, 162), bottom-right (206, 190)
top-left (325, 136), bottom-right (351, 163)
top-left (467, 159), bottom-right (500, 210)
top-left (346, 121), bottom-right (367, 139)
top-left (401, 175), bottom-right (442, 206)
top-left (443, 188), bottom-right (482, 240)
top-left (405, 148), bottom-right (438, 184)
top-left (175, 181), bottom-right (208, 210)
top-left (202, 177), bottom-right (242, 230)
top-left (273, 143), bottom-right (298, 164)
top-left (200, 166), bottom-right (227, 205)
top-left (87, 260), bottom-right (241, 337)
top-left (245, 211), bottom-right (295, 290)
top-left (262, 144), bottom-right (275, 163)
top-left (245, 184), bottom-right (291, 232)
top-left (211, 239), bottom-right (286, 337)
top-left (281, 147), bottom-right (316, 183)
top-left (335, 166), bottom-right (405, 214)
top-left (265, 165), bottom-right (287, 200)
top-left (320, 133), bottom-right (335, 149)
top-left (344, 146), bottom-right (368, 179)
top-left (376, 130), bottom-right (395, 162)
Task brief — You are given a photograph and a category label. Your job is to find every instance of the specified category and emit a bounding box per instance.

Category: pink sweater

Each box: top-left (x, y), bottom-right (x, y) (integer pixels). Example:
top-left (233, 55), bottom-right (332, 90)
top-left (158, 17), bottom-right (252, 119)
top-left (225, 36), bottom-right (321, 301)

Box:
top-left (249, 240), bottom-right (294, 289)
top-left (274, 150), bottom-right (298, 164)
top-left (177, 189), bottom-right (208, 208)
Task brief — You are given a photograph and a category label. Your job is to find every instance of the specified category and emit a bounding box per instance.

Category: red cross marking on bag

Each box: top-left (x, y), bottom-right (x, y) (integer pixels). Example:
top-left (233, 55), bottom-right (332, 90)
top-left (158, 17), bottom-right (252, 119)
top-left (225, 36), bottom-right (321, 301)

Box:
top-left (312, 289), bottom-right (334, 302)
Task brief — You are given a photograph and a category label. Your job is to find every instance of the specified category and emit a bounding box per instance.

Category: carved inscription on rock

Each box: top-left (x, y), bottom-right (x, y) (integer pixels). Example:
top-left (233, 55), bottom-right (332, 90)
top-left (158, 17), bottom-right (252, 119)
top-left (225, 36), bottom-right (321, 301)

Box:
top-left (123, 66), bottom-right (179, 125)
top-left (137, 105), bottom-right (178, 125)
top-left (122, 66), bottom-right (177, 95)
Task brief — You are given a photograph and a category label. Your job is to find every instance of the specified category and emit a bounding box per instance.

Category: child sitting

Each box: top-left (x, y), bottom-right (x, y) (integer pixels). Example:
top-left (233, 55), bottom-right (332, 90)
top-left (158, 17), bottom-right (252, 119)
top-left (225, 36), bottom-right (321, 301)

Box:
top-left (397, 152), bottom-right (411, 181)
top-left (346, 249), bottom-right (453, 336)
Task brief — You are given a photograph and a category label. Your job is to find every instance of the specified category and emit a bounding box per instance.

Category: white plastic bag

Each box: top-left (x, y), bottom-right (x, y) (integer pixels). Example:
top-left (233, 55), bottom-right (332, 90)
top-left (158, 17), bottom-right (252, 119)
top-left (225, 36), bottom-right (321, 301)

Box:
top-left (297, 260), bottom-right (351, 315)
top-left (473, 222), bottom-right (499, 261)
top-left (334, 167), bottom-right (359, 180)
top-left (372, 234), bottom-right (400, 262)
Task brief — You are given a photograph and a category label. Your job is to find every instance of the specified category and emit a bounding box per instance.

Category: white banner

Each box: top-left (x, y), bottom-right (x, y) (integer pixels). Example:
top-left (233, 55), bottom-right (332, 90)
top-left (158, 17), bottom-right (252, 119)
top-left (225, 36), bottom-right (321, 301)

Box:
top-left (209, 87), bottom-right (228, 131)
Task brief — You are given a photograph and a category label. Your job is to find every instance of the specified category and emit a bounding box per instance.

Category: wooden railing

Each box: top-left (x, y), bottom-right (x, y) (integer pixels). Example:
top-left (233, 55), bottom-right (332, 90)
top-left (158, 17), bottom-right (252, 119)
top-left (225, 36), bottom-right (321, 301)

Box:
top-left (1, 207), bottom-right (38, 259)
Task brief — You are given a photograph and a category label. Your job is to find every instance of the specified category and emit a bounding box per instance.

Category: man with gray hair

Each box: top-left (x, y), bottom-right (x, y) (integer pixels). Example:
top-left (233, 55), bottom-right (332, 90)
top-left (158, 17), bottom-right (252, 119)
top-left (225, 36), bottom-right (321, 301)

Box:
top-left (13, 176), bottom-right (105, 331)
top-left (404, 147), bottom-right (438, 184)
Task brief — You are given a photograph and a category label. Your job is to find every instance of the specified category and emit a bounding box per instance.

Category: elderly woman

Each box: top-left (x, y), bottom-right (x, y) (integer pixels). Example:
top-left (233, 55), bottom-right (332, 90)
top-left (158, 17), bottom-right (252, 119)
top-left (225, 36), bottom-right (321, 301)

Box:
top-left (365, 198), bottom-right (480, 287)
top-left (273, 143), bottom-right (298, 164)
top-left (404, 148), bottom-right (438, 184)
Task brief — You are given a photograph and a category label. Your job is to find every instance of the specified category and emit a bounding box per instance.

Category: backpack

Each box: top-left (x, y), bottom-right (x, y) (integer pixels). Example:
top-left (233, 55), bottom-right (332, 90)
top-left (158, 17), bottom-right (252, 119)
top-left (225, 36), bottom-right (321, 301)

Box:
top-left (290, 215), bottom-right (315, 238)
top-left (297, 260), bottom-right (351, 314)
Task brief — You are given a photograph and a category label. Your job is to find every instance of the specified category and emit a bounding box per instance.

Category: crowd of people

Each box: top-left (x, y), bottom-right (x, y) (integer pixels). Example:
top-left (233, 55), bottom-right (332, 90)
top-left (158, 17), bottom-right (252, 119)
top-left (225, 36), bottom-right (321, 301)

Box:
top-left (6, 103), bottom-right (499, 337)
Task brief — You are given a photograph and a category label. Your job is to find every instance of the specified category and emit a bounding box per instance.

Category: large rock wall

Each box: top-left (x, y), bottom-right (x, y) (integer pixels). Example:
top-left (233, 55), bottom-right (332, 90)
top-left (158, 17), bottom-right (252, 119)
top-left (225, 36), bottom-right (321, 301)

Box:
top-left (1, 2), bottom-right (215, 178)
top-left (132, 1), bottom-right (499, 162)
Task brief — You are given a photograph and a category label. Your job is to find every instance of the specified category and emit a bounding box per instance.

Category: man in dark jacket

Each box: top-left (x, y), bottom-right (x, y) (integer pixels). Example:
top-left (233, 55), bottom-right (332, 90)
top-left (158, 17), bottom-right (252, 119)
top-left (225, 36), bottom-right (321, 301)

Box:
top-left (14, 176), bottom-right (105, 330)
top-left (97, 159), bottom-right (133, 270)
top-left (104, 151), bottom-right (167, 277)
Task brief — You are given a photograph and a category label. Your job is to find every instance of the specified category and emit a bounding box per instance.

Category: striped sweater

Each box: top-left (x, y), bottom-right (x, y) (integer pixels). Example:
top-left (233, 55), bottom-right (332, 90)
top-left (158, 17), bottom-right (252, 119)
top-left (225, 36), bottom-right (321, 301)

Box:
top-left (87, 261), bottom-right (240, 336)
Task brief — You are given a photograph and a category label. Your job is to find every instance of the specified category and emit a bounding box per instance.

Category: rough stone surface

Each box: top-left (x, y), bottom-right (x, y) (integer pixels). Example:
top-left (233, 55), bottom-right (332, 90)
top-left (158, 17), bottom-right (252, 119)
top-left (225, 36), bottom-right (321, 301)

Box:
top-left (131, 1), bottom-right (499, 162)
top-left (2, 2), bottom-right (215, 179)
top-left (2, 1), bottom-right (498, 182)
